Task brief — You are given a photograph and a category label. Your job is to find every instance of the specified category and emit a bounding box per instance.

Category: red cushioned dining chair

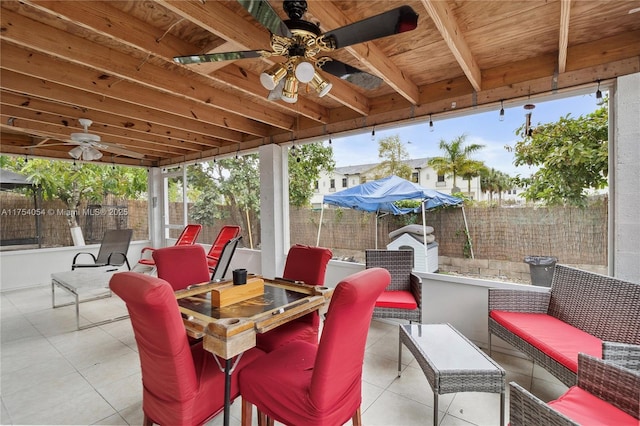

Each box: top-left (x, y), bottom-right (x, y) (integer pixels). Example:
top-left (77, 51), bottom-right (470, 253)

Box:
top-left (239, 267), bottom-right (390, 426)
top-left (206, 225), bottom-right (241, 272)
top-left (137, 224), bottom-right (202, 271)
top-left (109, 271), bottom-right (264, 426)
top-left (255, 244), bottom-right (332, 352)
top-left (153, 245), bottom-right (210, 291)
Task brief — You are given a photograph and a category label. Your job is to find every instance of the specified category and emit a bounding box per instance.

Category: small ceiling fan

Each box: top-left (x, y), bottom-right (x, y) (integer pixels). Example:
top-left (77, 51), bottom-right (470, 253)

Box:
top-left (173, 0), bottom-right (419, 103)
top-left (66, 119), bottom-right (145, 161)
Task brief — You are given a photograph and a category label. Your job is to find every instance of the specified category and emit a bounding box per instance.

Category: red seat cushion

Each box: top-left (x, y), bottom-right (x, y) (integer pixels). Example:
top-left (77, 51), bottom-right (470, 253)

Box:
top-left (375, 290), bottom-right (418, 310)
top-left (549, 386), bottom-right (638, 426)
top-left (490, 311), bottom-right (602, 372)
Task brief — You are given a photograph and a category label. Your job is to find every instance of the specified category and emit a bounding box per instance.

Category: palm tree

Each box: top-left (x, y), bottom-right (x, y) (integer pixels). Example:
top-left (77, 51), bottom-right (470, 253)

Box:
top-left (480, 168), bottom-right (513, 204)
top-left (428, 134), bottom-right (485, 192)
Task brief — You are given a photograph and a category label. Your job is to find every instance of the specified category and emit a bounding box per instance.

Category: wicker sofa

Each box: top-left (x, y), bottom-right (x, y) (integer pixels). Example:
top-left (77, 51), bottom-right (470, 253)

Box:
top-left (509, 343), bottom-right (640, 426)
top-left (488, 264), bottom-right (640, 387)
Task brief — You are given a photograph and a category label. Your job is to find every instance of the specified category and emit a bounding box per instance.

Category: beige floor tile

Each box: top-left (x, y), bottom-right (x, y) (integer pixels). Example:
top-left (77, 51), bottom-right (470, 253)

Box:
top-left (4, 371), bottom-right (115, 425)
top-left (446, 391), bottom-right (504, 426)
top-left (362, 391), bottom-right (434, 426)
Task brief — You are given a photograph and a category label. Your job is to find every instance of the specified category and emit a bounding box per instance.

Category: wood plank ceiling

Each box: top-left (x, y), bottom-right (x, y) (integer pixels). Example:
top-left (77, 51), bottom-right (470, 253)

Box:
top-left (1, 0), bottom-right (639, 167)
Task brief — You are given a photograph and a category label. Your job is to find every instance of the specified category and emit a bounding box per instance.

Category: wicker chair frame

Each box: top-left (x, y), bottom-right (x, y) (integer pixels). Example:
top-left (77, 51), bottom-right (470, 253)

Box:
top-left (509, 344), bottom-right (640, 426)
top-left (489, 264), bottom-right (640, 387)
top-left (365, 250), bottom-right (422, 322)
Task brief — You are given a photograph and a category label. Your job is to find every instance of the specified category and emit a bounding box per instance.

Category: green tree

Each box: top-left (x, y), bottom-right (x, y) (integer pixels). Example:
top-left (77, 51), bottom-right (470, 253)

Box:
top-left (1, 156), bottom-right (146, 243)
top-left (288, 143), bottom-right (335, 207)
top-left (428, 134), bottom-right (485, 191)
top-left (375, 135), bottom-right (412, 179)
top-left (510, 104), bottom-right (608, 206)
top-left (480, 168), bottom-right (513, 205)
top-left (189, 155), bottom-right (260, 246)
top-left (460, 161), bottom-right (488, 195)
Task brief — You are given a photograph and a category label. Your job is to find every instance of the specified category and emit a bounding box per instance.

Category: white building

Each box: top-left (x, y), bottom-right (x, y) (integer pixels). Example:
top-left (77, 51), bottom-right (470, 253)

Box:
top-left (311, 157), bottom-right (485, 209)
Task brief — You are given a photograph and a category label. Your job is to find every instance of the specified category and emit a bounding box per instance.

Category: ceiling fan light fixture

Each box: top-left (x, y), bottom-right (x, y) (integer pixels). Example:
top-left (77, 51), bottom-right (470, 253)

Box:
top-left (294, 60), bottom-right (315, 83)
top-left (69, 145), bottom-right (84, 160)
top-left (281, 73), bottom-right (299, 103)
top-left (310, 72), bottom-right (332, 97)
top-left (84, 146), bottom-right (103, 161)
top-left (260, 63), bottom-right (288, 90)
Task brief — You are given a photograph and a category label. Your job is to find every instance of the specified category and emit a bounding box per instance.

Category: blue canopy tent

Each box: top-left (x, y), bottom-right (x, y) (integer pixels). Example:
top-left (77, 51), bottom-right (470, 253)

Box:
top-left (316, 175), bottom-right (471, 257)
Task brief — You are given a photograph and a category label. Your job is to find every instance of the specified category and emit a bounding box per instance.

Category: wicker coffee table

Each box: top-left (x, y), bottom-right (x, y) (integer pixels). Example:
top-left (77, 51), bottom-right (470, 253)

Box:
top-left (398, 323), bottom-right (505, 425)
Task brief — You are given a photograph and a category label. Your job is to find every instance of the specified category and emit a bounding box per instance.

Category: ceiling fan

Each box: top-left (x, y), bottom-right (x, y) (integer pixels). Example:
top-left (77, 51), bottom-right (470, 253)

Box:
top-left (14, 118), bottom-right (145, 161)
top-left (66, 119), bottom-right (145, 161)
top-left (173, 0), bottom-right (419, 103)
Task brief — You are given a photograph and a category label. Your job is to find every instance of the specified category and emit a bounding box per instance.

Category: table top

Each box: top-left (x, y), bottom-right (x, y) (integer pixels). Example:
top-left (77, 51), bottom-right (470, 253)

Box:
top-left (51, 267), bottom-right (119, 291)
top-left (175, 276), bottom-right (333, 358)
top-left (400, 323), bottom-right (504, 373)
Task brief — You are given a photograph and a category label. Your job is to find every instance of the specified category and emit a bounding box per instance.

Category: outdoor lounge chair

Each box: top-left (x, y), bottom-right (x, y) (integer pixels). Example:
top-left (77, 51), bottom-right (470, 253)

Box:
top-left (71, 228), bottom-right (132, 270)
top-left (365, 249), bottom-right (422, 322)
top-left (136, 224), bottom-right (202, 271)
top-left (206, 225), bottom-right (241, 272)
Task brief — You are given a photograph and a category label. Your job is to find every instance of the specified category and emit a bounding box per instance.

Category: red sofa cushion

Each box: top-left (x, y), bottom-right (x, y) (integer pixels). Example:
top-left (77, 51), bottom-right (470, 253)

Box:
top-left (490, 311), bottom-right (602, 373)
top-left (549, 386), bottom-right (638, 426)
top-left (375, 290), bottom-right (417, 310)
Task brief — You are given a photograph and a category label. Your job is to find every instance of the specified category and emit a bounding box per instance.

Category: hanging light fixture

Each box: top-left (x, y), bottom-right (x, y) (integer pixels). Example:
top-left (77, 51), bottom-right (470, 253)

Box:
top-left (429, 114), bottom-right (434, 132)
top-left (499, 100), bottom-right (505, 121)
top-left (309, 71), bottom-right (332, 97)
top-left (261, 57), bottom-right (333, 103)
top-left (595, 80), bottom-right (604, 105)
top-left (294, 59), bottom-right (315, 83)
top-left (68, 145), bottom-right (103, 161)
top-left (260, 63), bottom-right (288, 90)
top-left (281, 72), bottom-right (300, 103)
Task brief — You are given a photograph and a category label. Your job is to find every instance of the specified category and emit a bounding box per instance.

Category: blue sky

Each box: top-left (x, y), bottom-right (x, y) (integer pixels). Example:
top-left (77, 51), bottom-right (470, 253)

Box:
top-left (328, 91), bottom-right (603, 177)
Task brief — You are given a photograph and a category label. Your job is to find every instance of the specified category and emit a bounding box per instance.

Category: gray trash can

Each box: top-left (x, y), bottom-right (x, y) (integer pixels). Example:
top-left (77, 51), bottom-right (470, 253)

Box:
top-left (524, 256), bottom-right (558, 287)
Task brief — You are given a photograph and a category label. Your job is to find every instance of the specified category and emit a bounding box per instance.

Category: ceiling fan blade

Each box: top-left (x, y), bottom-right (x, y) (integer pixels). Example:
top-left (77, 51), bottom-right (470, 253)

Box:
top-left (323, 6), bottom-right (418, 49)
top-left (173, 50), bottom-right (269, 65)
top-left (91, 141), bottom-right (146, 159)
top-left (318, 59), bottom-right (383, 90)
top-left (237, 0), bottom-right (292, 38)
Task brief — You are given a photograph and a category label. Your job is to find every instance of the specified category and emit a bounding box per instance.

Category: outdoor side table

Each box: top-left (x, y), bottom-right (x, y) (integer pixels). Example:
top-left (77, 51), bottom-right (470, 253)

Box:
top-left (51, 267), bottom-right (127, 330)
top-left (398, 323), bottom-right (505, 425)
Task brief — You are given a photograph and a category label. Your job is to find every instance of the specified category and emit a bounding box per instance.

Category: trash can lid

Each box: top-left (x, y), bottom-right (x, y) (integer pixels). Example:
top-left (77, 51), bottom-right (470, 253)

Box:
top-left (524, 256), bottom-right (558, 265)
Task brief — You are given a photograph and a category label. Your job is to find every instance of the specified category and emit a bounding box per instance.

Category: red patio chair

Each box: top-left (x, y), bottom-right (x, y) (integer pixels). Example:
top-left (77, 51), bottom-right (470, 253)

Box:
top-left (153, 245), bottom-right (210, 291)
top-left (206, 225), bottom-right (241, 271)
top-left (136, 224), bottom-right (202, 270)
top-left (239, 267), bottom-right (390, 426)
top-left (255, 244), bottom-right (332, 352)
top-left (109, 271), bottom-right (264, 426)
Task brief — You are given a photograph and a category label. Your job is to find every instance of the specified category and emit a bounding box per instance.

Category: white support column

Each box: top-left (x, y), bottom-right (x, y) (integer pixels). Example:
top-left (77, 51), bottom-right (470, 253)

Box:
top-left (147, 167), bottom-right (164, 248)
top-left (259, 144), bottom-right (290, 279)
top-left (611, 73), bottom-right (640, 281)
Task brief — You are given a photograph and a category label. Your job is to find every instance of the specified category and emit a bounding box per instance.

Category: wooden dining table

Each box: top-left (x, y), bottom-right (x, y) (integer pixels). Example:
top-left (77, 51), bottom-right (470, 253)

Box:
top-left (175, 275), bottom-right (333, 426)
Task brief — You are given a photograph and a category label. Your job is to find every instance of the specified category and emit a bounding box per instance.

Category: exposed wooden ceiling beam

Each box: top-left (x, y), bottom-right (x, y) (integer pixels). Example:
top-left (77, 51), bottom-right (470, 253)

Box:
top-left (0, 7), bottom-right (290, 134)
top-left (558, 0), bottom-right (572, 73)
top-left (420, 0), bottom-right (482, 92)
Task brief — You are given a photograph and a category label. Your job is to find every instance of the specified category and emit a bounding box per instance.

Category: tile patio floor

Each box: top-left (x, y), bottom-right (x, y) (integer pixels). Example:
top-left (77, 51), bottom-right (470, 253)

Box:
top-left (1, 284), bottom-right (568, 425)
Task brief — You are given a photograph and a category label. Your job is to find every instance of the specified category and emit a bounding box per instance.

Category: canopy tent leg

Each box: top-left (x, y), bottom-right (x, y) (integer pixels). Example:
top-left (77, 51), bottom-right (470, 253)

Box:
top-left (375, 212), bottom-right (379, 249)
top-left (421, 201), bottom-right (428, 261)
top-left (315, 205), bottom-right (325, 247)
top-left (461, 206), bottom-right (474, 259)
